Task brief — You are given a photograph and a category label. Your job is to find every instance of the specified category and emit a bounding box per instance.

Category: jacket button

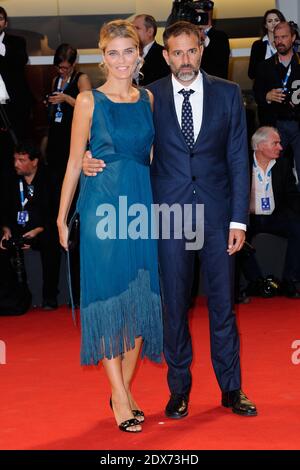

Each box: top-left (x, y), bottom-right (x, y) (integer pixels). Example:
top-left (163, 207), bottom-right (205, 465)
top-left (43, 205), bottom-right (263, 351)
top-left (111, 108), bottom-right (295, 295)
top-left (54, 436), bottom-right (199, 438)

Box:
top-left (190, 152), bottom-right (194, 158)
top-left (192, 176), bottom-right (196, 181)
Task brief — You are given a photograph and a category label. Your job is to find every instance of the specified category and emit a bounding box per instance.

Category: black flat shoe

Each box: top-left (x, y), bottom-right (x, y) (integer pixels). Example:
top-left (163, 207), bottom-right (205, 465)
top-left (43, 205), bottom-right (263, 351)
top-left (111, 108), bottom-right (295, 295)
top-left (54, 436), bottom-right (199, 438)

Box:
top-left (119, 418), bottom-right (142, 433)
top-left (222, 390), bottom-right (257, 417)
top-left (165, 393), bottom-right (189, 419)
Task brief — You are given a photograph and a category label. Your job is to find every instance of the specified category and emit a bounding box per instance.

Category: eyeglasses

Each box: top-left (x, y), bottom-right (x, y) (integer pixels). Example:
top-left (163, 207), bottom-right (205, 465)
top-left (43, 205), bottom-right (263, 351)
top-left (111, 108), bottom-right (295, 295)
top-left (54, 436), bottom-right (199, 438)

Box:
top-left (0, 16), bottom-right (6, 21)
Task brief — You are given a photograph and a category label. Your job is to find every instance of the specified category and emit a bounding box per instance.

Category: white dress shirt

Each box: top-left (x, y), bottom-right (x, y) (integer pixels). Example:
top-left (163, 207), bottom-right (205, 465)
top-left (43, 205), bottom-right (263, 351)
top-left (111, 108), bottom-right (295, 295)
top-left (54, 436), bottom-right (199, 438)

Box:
top-left (0, 31), bottom-right (10, 103)
top-left (0, 31), bottom-right (6, 56)
top-left (262, 34), bottom-right (277, 60)
top-left (172, 72), bottom-right (203, 140)
top-left (143, 40), bottom-right (155, 58)
top-left (250, 153), bottom-right (276, 215)
top-left (171, 73), bottom-right (246, 231)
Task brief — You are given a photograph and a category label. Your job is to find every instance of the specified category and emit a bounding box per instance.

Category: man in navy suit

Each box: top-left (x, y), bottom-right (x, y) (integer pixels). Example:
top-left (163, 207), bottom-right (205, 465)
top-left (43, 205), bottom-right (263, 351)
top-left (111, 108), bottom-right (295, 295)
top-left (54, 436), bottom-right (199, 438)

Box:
top-left (82, 21), bottom-right (257, 419)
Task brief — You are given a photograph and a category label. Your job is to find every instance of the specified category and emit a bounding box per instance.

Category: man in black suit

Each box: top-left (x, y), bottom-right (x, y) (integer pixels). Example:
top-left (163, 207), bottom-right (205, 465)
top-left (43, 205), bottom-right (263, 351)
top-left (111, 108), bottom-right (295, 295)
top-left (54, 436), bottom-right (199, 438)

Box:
top-left (132, 14), bottom-right (170, 86)
top-left (0, 6), bottom-right (31, 146)
top-left (253, 22), bottom-right (300, 184)
top-left (198, 3), bottom-right (230, 79)
top-left (241, 126), bottom-right (300, 298)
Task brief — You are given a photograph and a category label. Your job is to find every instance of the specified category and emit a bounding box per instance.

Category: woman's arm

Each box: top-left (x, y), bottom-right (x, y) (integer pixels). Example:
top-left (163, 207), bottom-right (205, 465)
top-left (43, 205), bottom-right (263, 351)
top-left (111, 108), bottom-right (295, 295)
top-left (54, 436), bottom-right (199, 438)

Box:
top-left (57, 91), bottom-right (93, 249)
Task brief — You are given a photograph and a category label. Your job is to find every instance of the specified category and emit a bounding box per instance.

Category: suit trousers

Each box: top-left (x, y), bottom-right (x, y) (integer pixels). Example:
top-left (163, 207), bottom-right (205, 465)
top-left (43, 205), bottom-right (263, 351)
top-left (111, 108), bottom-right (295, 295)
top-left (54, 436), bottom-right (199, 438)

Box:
top-left (158, 225), bottom-right (241, 396)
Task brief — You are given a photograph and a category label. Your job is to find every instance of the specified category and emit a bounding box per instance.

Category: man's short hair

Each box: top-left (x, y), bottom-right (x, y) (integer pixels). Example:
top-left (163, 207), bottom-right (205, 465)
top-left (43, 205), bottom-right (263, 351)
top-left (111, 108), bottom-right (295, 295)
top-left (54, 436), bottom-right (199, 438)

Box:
top-left (14, 141), bottom-right (41, 161)
top-left (0, 6), bottom-right (8, 22)
top-left (135, 14), bottom-right (157, 37)
top-left (274, 21), bottom-right (297, 37)
top-left (251, 126), bottom-right (279, 151)
top-left (163, 21), bottom-right (203, 50)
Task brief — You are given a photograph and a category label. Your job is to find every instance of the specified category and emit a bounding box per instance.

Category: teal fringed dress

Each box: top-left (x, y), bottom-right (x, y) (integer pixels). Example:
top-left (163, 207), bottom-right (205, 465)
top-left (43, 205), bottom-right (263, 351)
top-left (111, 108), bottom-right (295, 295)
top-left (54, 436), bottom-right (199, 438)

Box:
top-left (77, 88), bottom-right (163, 365)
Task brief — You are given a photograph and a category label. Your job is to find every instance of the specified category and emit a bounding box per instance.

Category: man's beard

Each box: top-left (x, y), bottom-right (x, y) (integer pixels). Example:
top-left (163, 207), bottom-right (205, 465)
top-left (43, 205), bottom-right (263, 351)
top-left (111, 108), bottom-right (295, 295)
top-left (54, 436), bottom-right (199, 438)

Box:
top-left (276, 44), bottom-right (293, 55)
top-left (170, 61), bottom-right (200, 82)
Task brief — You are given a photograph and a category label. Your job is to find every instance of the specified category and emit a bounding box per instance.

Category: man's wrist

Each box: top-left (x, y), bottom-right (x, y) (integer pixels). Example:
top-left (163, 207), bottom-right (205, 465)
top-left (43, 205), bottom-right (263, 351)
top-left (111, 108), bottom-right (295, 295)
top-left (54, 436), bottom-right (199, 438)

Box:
top-left (230, 222), bottom-right (246, 231)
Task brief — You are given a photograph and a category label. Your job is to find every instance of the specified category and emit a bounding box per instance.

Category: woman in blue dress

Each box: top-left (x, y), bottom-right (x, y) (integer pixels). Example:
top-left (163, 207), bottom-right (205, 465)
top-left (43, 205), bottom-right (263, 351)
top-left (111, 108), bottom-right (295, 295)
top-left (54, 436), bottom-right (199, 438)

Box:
top-left (57, 20), bottom-right (163, 433)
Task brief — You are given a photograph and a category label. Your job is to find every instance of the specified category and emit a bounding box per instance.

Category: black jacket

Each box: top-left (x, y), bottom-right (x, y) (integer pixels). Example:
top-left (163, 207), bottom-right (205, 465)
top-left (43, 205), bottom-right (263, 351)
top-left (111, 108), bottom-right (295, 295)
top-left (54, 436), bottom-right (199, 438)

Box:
top-left (201, 28), bottom-right (230, 80)
top-left (1, 164), bottom-right (59, 236)
top-left (248, 39), bottom-right (268, 80)
top-left (139, 41), bottom-right (170, 86)
top-left (0, 32), bottom-right (31, 108)
top-left (250, 155), bottom-right (300, 217)
top-left (253, 53), bottom-right (300, 125)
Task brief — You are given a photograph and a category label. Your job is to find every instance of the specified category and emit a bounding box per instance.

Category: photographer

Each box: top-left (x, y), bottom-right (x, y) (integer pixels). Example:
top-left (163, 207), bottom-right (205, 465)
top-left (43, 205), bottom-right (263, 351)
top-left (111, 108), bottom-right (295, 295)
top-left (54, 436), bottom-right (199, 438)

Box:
top-left (254, 22), bottom-right (300, 186)
top-left (0, 141), bottom-right (61, 310)
top-left (167, 1), bottom-right (230, 79)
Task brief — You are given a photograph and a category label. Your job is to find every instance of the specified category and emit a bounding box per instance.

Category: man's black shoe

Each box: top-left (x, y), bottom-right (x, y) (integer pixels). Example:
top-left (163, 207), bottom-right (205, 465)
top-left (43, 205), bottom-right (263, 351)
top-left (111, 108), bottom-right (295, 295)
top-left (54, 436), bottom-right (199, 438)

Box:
top-left (42, 298), bottom-right (58, 310)
top-left (165, 394), bottom-right (189, 419)
top-left (280, 280), bottom-right (300, 299)
top-left (222, 390), bottom-right (257, 417)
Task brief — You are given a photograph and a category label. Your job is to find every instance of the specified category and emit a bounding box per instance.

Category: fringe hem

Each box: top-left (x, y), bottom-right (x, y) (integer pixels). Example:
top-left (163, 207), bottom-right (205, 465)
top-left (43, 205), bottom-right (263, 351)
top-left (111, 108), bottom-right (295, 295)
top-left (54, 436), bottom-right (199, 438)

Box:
top-left (80, 269), bottom-right (163, 365)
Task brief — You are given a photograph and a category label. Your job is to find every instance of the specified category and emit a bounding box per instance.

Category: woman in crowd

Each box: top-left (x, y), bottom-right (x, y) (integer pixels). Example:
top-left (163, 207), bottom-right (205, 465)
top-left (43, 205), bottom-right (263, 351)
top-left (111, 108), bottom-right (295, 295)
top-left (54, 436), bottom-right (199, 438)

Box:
top-left (46, 44), bottom-right (91, 306)
top-left (57, 20), bottom-right (163, 433)
top-left (46, 43), bottom-right (91, 181)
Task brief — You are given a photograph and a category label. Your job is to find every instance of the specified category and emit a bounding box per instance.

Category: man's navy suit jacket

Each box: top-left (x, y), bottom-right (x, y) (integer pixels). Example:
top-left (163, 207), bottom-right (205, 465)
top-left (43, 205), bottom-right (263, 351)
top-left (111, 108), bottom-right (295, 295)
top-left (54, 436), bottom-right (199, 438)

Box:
top-left (148, 72), bottom-right (250, 230)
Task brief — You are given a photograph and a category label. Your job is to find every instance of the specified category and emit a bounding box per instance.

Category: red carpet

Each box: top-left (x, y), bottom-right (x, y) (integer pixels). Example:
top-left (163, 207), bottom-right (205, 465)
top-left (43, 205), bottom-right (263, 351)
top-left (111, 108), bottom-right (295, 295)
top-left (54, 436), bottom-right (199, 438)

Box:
top-left (0, 297), bottom-right (300, 450)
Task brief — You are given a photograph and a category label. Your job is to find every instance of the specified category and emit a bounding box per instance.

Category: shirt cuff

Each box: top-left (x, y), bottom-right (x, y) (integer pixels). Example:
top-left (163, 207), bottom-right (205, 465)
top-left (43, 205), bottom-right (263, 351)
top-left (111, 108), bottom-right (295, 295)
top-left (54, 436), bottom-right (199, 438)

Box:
top-left (0, 43), bottom-right (6, 56)
top-left (230, 222), bottom-right (247, 231)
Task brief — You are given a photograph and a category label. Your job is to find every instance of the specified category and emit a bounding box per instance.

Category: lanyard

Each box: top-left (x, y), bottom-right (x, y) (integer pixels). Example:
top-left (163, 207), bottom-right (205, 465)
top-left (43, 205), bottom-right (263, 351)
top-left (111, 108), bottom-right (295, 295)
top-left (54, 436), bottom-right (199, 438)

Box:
top-left (55, 75), bottom-right (71, 113)
top-left (253, 161), bottom-right (272, 192)
top-left (281, 64), bottom-right (292, 92)
top-left (19, 179), bottom-right (28, 208)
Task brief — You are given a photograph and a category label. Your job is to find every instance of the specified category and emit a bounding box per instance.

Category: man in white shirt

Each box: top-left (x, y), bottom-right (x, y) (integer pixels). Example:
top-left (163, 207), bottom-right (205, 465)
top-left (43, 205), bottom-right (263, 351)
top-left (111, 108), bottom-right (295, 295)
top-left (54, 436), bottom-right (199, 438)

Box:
top-left (132, 14), bottom-right (170, 85)
top-left (241, 126), bottom-right (300, 298)
top-left (0, 6), bottom-right (31, 149)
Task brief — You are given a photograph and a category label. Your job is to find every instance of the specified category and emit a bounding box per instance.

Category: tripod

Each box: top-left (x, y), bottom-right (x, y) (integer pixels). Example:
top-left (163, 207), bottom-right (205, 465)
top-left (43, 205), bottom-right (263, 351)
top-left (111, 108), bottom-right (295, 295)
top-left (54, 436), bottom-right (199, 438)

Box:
top-left (0, 102), bottom-right (18, 146)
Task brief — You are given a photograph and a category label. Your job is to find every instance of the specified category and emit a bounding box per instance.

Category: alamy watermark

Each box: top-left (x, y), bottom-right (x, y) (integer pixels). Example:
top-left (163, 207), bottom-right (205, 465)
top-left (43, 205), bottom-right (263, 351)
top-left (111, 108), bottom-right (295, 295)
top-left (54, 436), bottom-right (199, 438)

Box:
top-left (95, 197), bottom-right (205, 250)
top-left (0, 340), bottom-right (6, 365)
top-left (291, 80), bottom-right (300, 106)
top-left (291, 340), bottom-right (300, 365)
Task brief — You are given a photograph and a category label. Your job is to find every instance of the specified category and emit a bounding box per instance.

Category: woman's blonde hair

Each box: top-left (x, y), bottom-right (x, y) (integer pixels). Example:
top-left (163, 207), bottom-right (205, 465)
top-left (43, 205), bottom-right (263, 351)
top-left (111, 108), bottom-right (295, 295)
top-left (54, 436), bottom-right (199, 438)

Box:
top-left (99, 19), bottom-right (140, 53)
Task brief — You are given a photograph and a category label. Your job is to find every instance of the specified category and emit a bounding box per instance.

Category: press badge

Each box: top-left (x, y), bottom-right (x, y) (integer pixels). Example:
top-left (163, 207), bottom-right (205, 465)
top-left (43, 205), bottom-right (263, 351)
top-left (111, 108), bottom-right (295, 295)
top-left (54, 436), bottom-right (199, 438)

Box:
top-left (17, 210), bottom-right (29, 225)
top-left (261, 197), bottom-right (271, 211)
top-left (55, 111), bottom-right (63, 123)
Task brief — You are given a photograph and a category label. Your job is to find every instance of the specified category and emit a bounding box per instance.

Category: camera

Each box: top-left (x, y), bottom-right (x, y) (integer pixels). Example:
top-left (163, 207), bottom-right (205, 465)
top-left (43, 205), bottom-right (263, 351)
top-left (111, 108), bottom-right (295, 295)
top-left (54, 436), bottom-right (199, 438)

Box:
top-left (283, 88), bottom-right (293, 105)
top-left (44, 92), bottom-right (57, 121)
top-left (167, 0), bottom-right (214, 27)
top-left (2, 236), bottom-right (32, 285)
top-left (2, 236), bottom-right (33, 251)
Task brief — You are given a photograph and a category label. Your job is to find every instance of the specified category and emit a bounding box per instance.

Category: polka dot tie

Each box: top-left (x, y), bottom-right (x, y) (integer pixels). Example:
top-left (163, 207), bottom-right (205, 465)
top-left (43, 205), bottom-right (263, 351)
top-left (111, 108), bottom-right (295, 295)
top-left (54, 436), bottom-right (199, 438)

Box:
top-left (179, 89), bottom-right (195, 150)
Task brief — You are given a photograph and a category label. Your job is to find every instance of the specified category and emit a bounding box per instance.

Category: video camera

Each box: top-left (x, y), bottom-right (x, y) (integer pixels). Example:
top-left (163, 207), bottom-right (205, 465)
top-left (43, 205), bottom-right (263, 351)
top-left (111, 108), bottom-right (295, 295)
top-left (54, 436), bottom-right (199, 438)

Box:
top-left (167, 0), bottom-right (214, 27)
